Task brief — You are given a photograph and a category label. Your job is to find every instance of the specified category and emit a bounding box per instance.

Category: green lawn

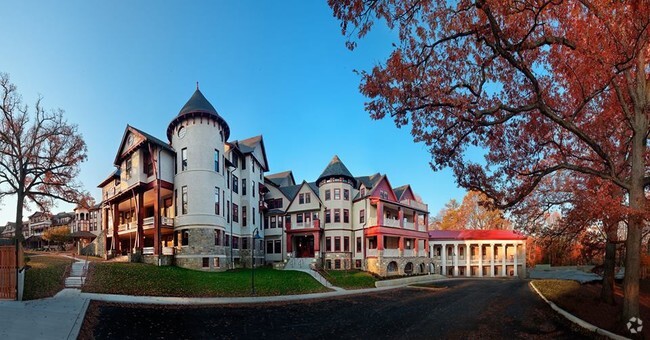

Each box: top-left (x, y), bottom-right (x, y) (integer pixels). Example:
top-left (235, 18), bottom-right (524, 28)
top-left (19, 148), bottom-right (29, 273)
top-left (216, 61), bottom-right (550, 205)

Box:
top-left (321, 270), bottom-right (377, 289)
top-left (23, 255), bottom-right (73, 300)
top-left (83, 263), bottom-right (331, 297)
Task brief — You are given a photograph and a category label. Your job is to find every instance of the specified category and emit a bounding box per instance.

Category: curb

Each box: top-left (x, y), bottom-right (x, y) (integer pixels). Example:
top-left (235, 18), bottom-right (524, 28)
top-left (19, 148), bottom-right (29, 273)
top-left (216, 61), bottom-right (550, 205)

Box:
top-left (528, 281), bottom-right (630, 340)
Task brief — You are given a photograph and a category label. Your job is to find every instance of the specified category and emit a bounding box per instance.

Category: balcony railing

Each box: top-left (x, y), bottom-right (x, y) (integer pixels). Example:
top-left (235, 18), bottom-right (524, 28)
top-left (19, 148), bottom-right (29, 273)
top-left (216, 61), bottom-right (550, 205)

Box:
top-left (383, 248), bottom-right (399, 257)
top-left (162, 216), bottom-right (174, 227)
top-left (294, 220), bottom-right (320, 229)
top-left (403, 249), bottom-right (415, 257)
top-left (367, 249), bottom-right (378, 257)
top-left (118, 222), bottom-right (136, 232)
top-left (403, 221), bottom-right (415, 230)
top-left (384, 218), bottom-right (400, 228)
top-left (400, 199), bottom-right (427, 211)
top-left (419, 250), bottom-right (428, 257)
top-left (143, 217), bottom-right (154, 226)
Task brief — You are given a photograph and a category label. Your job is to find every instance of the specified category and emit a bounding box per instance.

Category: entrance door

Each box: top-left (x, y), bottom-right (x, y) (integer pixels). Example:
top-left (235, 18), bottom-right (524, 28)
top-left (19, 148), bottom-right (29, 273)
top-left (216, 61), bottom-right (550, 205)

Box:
top-left (295, 235), bottom-right (314, 258)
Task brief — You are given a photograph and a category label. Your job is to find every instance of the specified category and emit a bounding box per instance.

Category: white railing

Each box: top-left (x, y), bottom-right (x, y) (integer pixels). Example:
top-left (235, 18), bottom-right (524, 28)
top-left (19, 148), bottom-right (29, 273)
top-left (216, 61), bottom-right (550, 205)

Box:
top-left (162, 216), bottom-right (174, 227)
top-left (162, 247), bottom-right (174, 255)
top-left (419, 250), bottom-right (428, 257)
top-left (143, 247), bottom-right (154, 255)
top-left (403, 221), bottom-right (415, 230)
top-left (143, 217), bottom-right (154, 226)
top-left (384, 218), bottom-right (400, 228)
top-left (118, 222), bottom-right (136, 232)
top-left (367, 249), bottom-right (378, 257)
top-left (383, 248), bottom-right (399, 257)
top-left (418, 224), bottom-right (427, 232)
top-left (403, 249), bottom-right (415, 257)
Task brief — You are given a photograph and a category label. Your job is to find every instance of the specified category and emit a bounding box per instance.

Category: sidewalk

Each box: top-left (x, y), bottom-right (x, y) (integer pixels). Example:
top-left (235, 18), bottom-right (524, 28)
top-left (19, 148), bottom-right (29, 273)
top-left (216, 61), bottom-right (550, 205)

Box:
top-left (0, 289), bottom-right (89, 340)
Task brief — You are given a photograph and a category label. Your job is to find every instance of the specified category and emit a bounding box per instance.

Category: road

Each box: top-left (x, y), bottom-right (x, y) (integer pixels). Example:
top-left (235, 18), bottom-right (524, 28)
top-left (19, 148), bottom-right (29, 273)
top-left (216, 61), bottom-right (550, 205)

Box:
top-left (79, 279), bottom-right (597, 339)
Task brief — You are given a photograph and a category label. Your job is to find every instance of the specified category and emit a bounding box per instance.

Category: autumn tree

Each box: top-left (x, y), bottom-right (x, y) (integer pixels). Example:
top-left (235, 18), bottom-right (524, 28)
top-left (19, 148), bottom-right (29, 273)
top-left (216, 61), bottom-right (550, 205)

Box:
top-left (330, 0), bottom-right (649, 321)
top-left (42, 226), bottom-right (72, 250)
top-left (432, 191), bottom-right (509, 230)
top-left (0, 73), bottom-right (88, 242)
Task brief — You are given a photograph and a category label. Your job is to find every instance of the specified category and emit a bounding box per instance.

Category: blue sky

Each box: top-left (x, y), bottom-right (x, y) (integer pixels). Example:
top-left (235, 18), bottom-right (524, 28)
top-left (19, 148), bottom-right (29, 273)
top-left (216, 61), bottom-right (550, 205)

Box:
top-left (0, 1), bottom-right (467, 225)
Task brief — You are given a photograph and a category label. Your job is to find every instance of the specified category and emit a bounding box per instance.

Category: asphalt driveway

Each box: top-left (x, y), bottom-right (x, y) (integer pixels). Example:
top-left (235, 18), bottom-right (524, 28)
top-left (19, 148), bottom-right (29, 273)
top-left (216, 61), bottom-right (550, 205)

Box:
top-left (79, 279), bottom-right (597, 339)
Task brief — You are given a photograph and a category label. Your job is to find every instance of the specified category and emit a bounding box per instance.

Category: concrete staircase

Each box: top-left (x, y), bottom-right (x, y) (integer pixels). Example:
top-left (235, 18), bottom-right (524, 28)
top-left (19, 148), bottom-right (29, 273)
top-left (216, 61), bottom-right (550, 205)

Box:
top-left (64, 260), bottom-right (88, 288)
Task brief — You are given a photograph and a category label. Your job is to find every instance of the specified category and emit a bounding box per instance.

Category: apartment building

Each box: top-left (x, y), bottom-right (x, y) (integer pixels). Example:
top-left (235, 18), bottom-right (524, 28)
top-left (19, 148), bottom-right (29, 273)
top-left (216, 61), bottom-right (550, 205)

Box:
top-left (263, 156), bottom-right (432, 277)
top-left (98, 87), bottom-right (267, 269)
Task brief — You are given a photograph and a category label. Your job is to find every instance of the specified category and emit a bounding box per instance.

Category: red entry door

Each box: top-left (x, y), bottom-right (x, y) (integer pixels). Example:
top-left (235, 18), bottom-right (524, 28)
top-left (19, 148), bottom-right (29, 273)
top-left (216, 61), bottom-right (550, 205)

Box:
top-left (296, 235), bottom-right (315, 258)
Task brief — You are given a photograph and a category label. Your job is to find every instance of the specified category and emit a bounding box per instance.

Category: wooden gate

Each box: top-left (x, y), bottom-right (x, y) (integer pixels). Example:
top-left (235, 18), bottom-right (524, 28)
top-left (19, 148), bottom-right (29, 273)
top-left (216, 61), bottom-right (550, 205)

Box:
top-left (0, 244), bottom-right (23, 300)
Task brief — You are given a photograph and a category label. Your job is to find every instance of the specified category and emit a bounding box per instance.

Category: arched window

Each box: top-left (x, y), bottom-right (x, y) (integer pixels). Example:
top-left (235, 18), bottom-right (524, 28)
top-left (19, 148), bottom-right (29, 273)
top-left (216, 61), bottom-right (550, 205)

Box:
top-left (404, 262), bottom-right (414, 274)
top-left (387, 261), bottom-right (398, 273)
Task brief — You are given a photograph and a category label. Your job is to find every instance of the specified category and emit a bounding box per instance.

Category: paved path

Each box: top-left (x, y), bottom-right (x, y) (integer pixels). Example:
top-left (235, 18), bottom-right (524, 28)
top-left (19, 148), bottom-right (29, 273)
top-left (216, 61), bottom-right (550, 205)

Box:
top-left (65, 259), bottom-right (89, 288)
top-left (80, 280), bottom-right (596, 339)
top-left (0, 289), bottom-right (89, 340)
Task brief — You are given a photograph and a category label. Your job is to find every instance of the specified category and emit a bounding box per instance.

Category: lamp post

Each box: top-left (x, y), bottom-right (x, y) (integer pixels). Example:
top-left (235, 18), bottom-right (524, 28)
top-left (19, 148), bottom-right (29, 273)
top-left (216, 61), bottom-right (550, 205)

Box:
top-left (251, 228), bottom-right (261, 295)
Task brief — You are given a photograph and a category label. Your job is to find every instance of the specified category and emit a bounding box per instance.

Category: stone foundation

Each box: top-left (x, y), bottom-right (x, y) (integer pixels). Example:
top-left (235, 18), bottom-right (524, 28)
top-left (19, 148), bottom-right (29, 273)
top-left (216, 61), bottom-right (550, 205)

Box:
top-left (143, 255), bottom-right (174, 266)
top-left (80, 231), bottom-right (105, 257)
top-left (366, 256), bottom-right (433, 277)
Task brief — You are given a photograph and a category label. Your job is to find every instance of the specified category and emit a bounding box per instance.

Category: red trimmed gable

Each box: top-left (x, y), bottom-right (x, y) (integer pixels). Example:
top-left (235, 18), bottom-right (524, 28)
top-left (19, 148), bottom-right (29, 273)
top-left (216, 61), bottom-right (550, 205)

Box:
top-left (400, 185), bottom-right (416, 201)
top-left (428, 230), bottom-right (527, 241)
top-left (369, 175), bottom-right (398, 202)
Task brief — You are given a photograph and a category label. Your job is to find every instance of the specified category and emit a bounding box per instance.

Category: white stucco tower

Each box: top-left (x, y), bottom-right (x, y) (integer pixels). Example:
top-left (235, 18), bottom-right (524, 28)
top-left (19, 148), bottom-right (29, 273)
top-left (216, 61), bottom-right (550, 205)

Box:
top-left (167, 87), bottom-right (230, 269)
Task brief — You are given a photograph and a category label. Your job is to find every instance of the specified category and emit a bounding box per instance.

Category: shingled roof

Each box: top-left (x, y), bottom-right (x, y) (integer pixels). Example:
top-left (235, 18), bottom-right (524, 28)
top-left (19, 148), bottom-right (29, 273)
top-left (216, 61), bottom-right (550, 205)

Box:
top-left (316, 155), bottom-right (356, 186)
top-left (167, 88), bottom-right (231, 141)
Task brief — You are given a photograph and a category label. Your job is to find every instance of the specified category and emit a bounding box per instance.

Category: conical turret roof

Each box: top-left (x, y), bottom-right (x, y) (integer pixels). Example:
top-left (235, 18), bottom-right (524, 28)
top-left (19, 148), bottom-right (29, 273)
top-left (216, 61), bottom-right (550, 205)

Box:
top-left (316, 155), bottom-right (356, 186)
top-left (167, 87), bottom-right (230, 141)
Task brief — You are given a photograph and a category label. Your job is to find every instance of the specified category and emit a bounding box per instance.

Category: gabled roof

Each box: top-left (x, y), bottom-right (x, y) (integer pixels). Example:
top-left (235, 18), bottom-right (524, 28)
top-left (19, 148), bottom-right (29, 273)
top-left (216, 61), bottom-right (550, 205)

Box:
top-left (393, 185), bottom-right (409, 201)
top-left (316, 155), bottom-right (356, 186)
top-left (230, 135), bottom-right (269, 171)
top-left (114, 125), bottom-right (173, 165)
top-left (265, 171), bottom-right (296, 187)
top-left (98, 168), bottom-right (120, 188)
top-left (428, 230), bottom-right (526, 241)
top-left (279, 185), bottom-right (301, 201)
top-left (285, 181), bottom-right (323, 211)
top-left (368, 174), bottom-right (398, 201)
top-left (355, 173), bottom-right (382, 190)
top-left (167, 88), bottom-right (230, 141)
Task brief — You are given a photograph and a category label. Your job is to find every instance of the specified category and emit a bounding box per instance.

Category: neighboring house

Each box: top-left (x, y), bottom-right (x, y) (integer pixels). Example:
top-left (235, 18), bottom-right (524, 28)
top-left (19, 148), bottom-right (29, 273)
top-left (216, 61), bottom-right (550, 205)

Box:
top-left (263, 156), bottom-right (432, 277)
top-left (98, 88), bottom-right (268, 269)
top-left (0, 221), bottom-right (29, 239)
top-left (428, 230), bottom-right (527, 278)
top-left (26, 212), bottom-right (52, 248)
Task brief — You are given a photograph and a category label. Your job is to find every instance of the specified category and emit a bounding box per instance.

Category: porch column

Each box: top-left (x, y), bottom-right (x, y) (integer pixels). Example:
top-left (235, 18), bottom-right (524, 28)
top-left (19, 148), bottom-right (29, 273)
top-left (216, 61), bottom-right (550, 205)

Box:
top-left (377, 201), bottom-right (384, 226)
top-left (453, 243), bottom-right (459, 276)
top-left (397, 207), bottom-right (404, 228)
top-left (490, 243), bottom-right (495, 277)
top-left (153, 181), bottom-right (161, 255)
top-left (423, 214), bottom-right (428, 231)
top-left (441, 244), bottom-right (447, 276)
top-left (398, 236), bottom-right (404, 256)
top-left (478, 243), bottom-right (483, 277)
top-left (102, 207), bottom-right (108, 257)
top-left (465, 244), bottom-right (470, 277)
top-left (414, 238), bottom-right (419, 257)
top-left (313, 232), bottom-right (320, 254)
top-left (514, 244), bottom-right (518, 277)
top-left (112, 203), bottom-right (120, 253)
top-left (377, 234), bottom-right (384, 250)
top-left (501, 243), bottom-right (507, 276)
top-left (286, 235), bottom-right (292, 254)
top-left (137, 191), bottom-right (144, 252)
top-left (522, 241), bottom-right (527, 277)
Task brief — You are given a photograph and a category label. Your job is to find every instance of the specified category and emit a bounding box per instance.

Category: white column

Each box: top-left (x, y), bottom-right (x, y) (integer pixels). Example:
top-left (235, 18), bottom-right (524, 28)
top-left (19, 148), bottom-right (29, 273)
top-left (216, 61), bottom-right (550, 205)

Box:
top-left (501, 243), bottom-right (507, 276)
top-left (490, 243), bottom-right (495, 277)
top-left (522, 241), bottom-right (527, 277)
top-left (478, 242), bottom-right (483, 277)
top-left (514, 243), bottom-right (518, 277)
top-left (453, 243), bottom-right (459, 276)
top-left (441, 244), bottom-right (447, 276)
top-left (465, 243), bottom-right (472, 276)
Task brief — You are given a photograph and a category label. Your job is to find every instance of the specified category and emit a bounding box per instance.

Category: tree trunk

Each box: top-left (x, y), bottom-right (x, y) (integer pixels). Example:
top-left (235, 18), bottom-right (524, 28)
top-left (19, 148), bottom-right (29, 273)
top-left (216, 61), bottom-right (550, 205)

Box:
top-left (601, 225), bottom-right (617, 305)
top-left (623, 116), bottom-right (646, 321)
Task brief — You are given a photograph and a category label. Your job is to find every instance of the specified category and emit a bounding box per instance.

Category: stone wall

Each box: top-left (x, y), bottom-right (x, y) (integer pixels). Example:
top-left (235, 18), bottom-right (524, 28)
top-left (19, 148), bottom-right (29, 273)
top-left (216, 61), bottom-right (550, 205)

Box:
top-left (323, 252), bottom-right (352, 270)
top-left (80, 231), bottom-right (105, 257)
top-left (366, 255), bottom-right (433, 277)
top-left (143, 255), bottom-right (174, 266)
